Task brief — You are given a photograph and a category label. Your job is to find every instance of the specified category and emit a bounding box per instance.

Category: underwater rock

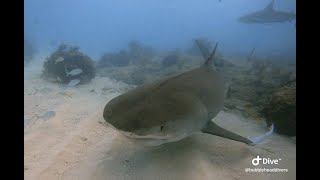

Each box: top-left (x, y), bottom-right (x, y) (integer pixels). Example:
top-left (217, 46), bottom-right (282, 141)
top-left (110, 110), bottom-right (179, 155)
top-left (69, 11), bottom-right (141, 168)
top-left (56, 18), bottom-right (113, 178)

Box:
top-left (97, 66), bottom-right (144, 85)
top-left (161, 54), bottom-right (179, 68)
top-left (98, 50), bottom-right (130, 67)
top-left (214, 57), bottom-right (235, 72)
top-left (41, 44), bottom-right (96, 85)
top-left (223, 68), bottom-right (270, 117)
top-left (99, 64), bottom-right (163, 86)
top-left (224, 57), bottom-right (296, 121)
top-left (262, 81), bottom-right (296, 136)
top-left (98, 40), bottom-right (155, 68)
top-left (127, 40), bottom-right (155, 64)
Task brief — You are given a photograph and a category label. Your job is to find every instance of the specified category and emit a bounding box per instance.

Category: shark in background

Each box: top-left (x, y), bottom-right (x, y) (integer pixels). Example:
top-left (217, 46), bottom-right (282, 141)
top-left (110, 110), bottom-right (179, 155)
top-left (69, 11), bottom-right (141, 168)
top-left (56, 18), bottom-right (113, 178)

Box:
top-left (238, 0), bottom-right (296, 25)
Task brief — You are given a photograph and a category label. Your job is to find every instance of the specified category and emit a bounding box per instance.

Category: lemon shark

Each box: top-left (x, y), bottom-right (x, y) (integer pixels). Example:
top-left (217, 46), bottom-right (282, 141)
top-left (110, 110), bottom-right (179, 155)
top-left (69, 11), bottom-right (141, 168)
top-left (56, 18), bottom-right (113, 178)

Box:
top-left (238, 0), bottom-right (296, 24)
top-left (103, 40), bottom-right (273, 146)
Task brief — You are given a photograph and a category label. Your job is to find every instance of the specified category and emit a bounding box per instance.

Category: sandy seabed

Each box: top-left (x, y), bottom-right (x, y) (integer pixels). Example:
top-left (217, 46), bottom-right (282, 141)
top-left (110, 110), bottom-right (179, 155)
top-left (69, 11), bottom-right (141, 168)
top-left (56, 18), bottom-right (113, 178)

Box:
top-left (24, 60), bottom-right (296, 180)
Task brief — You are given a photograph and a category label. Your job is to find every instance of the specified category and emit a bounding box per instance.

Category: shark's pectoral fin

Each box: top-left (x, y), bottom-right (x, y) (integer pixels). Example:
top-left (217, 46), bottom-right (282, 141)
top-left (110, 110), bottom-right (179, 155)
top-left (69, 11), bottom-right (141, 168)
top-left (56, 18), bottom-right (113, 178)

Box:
top-left (201, 121), bottom-right (275, 146)
top-left (247, 124), bottom-right (274, 145)
top-left (201, 120), bottom-right (254, 145)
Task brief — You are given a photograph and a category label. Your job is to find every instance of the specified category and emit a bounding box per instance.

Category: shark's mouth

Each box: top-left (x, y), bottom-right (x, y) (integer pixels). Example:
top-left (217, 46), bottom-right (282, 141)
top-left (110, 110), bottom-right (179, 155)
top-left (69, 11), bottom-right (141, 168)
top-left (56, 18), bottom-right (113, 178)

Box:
top-left (121, 130), bottom-right (171, 140)
top-left (106, 121), bottom-right (190, 142)
top-left (121, 130), bottom-right (191, 146)
top-left (106, 121), bottom-right (171, 139)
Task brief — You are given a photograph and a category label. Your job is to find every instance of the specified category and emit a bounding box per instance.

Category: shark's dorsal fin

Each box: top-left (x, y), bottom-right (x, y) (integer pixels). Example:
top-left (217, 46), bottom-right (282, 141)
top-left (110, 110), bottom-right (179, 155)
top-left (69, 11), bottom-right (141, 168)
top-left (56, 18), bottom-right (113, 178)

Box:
top-left (204, 42), bottom-right (218, 67)
top-left (195, 40), bottom-right (218, 70)
top-left (264, 0), bottom-right (275, 11)
top-left (195, 39), bottom-right (211, 60)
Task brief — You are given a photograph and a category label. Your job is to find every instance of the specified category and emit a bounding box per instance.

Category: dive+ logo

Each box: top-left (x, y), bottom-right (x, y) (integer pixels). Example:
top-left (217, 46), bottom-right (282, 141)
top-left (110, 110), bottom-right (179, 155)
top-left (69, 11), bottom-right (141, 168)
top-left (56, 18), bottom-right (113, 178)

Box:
top-left (252, 156), bottom-right (281, 166)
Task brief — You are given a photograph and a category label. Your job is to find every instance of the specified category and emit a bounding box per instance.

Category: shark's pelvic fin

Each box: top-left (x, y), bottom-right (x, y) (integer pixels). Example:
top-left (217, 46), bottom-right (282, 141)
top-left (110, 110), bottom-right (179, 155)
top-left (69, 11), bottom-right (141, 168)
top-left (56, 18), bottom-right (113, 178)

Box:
top-left (264, 0), bottom-right (275, 12)
top-left (201, 120), bottom-right (253, 145)
top-left (201, 121), bottom-right (274, 146)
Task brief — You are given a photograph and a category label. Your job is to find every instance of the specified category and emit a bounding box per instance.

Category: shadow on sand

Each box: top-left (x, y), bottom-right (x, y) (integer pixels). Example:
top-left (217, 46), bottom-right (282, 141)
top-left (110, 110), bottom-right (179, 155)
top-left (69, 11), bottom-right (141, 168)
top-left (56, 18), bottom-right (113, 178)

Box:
top-left (90, 133), bottom-right (253, 180)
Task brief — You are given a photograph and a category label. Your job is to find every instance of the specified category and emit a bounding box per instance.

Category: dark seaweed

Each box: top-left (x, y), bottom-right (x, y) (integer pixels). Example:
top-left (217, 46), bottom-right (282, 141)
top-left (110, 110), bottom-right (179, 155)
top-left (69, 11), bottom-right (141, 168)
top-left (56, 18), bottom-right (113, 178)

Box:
top-left (41, 43), bottom-right (96, 85)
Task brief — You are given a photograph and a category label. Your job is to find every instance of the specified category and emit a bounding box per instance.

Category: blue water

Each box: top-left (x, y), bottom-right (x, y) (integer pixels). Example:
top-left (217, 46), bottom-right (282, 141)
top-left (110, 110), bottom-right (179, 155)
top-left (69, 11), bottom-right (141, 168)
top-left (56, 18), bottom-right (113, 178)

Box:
top-left (24, 0), bottom-right (296, 60)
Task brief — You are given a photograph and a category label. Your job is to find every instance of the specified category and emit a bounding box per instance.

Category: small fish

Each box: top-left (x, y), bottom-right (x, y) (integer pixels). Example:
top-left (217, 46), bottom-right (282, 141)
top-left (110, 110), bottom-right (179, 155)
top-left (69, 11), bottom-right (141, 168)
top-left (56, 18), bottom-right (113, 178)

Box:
top-left (54, 57), bottom-right (64, 64)
top-left (66, 69), bottom-right (83, 76)
top-left (35, 111), bottom-right (56, 121)
top-left (67, 79), bottom-right (81, 87)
